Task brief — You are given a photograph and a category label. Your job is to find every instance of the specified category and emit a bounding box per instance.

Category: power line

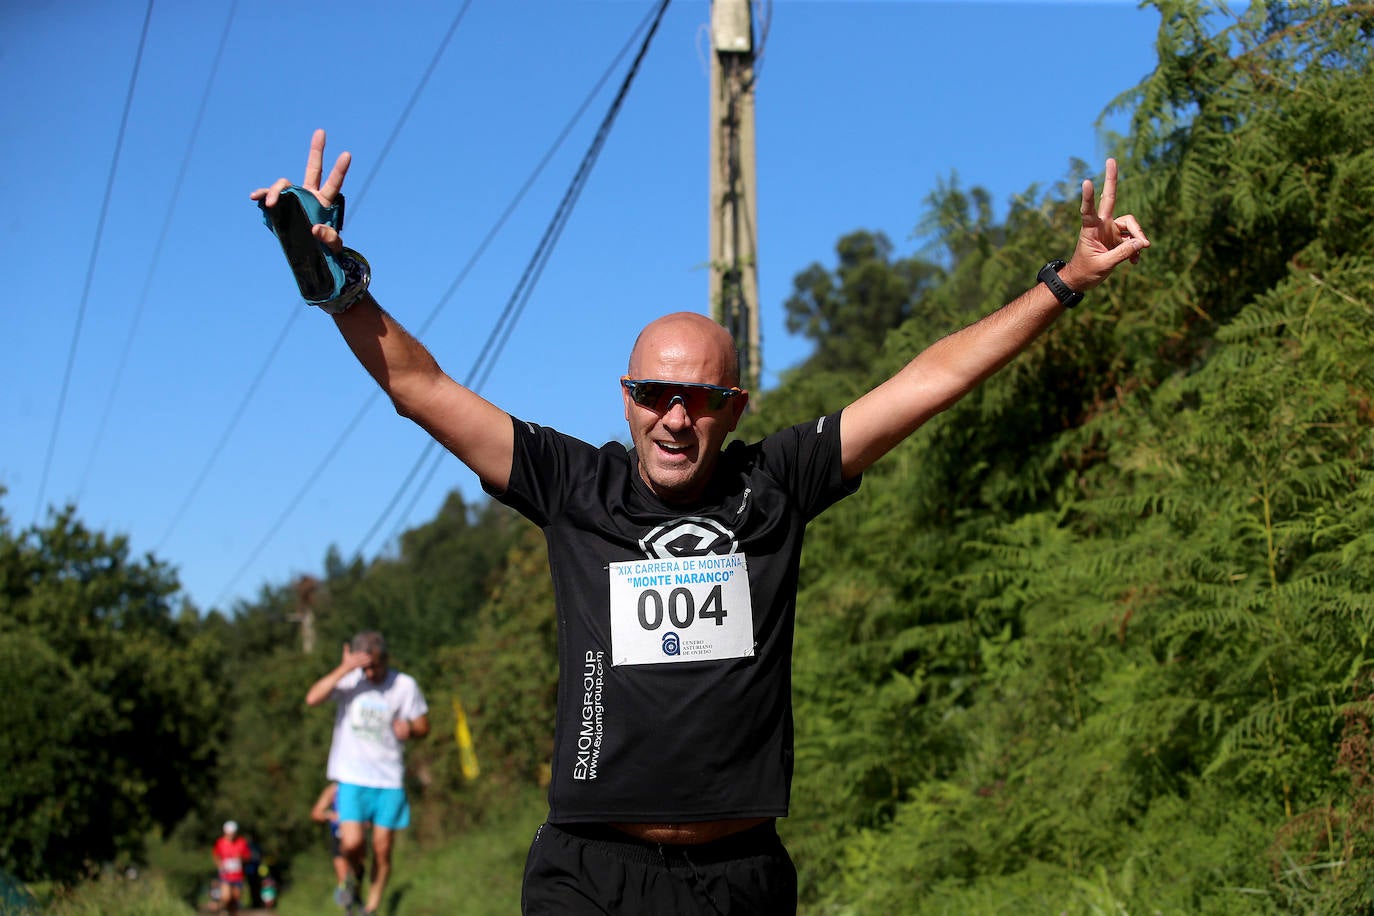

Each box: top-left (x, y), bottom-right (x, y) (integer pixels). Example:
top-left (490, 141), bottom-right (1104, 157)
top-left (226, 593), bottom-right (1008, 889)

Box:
top-left (33, 0), bottom-right (155, 524)
top-left (156, 309), bottom-right (303, 551)
top-left (371, 0), bottom-right (675, 553)
top-left (279, 2), bottom-right (653, 557)
top-left (79, 0), bottom-right (240, 504)
top-left (211, 0), bottom-right (673, 606)
top-left (404, 0), bottom-right (661, 346)
top-left (367, 0), bottom-right (675, 552)
top-left (158, 2), bottom-right (474, 553)
top-left (207, 2), bottom-right (638, 607)
top-left (349, 0), bottom-right (475, 209)
top-left (219, 27), bottom-right (615, 576)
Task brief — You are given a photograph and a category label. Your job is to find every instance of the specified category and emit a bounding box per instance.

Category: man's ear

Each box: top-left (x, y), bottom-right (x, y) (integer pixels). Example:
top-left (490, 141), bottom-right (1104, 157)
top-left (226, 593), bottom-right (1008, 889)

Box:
top-left (726, 390), bottom-right (750, 431)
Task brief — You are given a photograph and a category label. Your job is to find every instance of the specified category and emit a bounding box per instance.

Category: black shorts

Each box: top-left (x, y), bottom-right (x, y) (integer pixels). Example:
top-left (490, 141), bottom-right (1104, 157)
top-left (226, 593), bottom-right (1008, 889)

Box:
top-left (521, 820), bottom-right (797, 915)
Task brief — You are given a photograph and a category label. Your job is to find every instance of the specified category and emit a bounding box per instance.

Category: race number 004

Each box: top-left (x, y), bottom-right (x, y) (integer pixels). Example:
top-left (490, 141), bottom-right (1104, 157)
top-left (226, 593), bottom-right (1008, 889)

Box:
top-left (637, 585), bottom-right (727, 631)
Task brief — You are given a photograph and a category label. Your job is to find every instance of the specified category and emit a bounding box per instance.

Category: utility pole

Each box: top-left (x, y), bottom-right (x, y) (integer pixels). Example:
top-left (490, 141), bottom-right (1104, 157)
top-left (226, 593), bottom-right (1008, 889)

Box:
top-left (709, 0), bottom-right (761, 391)
top-left (290, 575), bottom-right (319, 654)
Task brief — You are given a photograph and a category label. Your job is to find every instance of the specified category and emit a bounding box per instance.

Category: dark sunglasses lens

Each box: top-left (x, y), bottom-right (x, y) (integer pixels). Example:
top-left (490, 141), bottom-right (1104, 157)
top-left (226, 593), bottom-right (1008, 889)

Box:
top-left (630, 381), bottom-right (668, 410)
top-left (702, 389), bottom-right (729, 410)
top-left (629, 381), bottom-right (732, 413)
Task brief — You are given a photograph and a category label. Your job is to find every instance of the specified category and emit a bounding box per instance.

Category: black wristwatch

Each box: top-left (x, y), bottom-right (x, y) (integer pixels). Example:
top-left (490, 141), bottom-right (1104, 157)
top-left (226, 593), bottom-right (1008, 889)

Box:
top-left (1037, 259), bottom-right (1083, 309)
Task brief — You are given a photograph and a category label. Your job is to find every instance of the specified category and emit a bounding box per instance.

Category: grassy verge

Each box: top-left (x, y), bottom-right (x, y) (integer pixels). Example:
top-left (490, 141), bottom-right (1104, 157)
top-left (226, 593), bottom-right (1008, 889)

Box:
top-left (21, 872), bottom-right (192, 916)
top-left (20, 785), bottom-right (548, 916)
top-left (277, 785), bottom-right (546, 916)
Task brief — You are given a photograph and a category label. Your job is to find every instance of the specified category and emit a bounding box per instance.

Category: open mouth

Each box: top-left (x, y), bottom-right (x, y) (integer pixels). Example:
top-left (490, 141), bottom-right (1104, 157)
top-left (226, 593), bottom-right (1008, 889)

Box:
top-left (655, 440), bottom-right (693, 457)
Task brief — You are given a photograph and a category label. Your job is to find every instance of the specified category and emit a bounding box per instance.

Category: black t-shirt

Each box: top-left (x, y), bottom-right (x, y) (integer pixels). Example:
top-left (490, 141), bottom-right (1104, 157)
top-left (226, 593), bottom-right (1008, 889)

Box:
top-left (485, 412), bottom-right (859, 823)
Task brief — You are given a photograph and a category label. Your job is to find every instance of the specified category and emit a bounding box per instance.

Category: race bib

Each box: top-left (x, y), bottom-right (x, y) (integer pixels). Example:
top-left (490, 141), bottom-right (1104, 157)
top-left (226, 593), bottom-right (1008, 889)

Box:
top-left (608, 554), bottom-right (754, 665)
top-left (348, 693), bottom-right (391, 743)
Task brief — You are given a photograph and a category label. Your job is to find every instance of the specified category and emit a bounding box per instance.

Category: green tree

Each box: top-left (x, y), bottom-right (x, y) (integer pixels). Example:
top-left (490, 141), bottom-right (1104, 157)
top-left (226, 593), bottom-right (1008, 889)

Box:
top-left (0, 501), bottom-right (223, 883)
top-left (778, 2), bottom-right (1374, 911)
top-left (317, 493), bottom-right (522, 683)
top-left (783, 230), bottom-right (944, 375)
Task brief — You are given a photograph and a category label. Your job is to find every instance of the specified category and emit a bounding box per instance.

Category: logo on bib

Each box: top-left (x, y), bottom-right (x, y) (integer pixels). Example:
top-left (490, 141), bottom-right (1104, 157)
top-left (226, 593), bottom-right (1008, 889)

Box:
top-left (661, 632), bottom-right (681, 656)
top-left (640, 517), bottom-right (737, 559)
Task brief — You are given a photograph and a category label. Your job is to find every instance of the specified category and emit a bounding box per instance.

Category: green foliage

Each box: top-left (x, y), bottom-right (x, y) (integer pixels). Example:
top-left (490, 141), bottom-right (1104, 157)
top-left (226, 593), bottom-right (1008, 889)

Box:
top-left (772, 2), bottom-right (1374, 912)
top-left (0, 631), bottom-right (114, 884)
top-left (0, 503), bottom-right (222, 884)
top-left (784, 230), bottom-right (945, 374)
top-left (315, 493), bottom-right (523, 684)
top-left (201, 646), bottom-right (335, 868)
top-left (428, 525), bottom-right (559, 798)
top-left (34, 870), bottom-right (193, 916)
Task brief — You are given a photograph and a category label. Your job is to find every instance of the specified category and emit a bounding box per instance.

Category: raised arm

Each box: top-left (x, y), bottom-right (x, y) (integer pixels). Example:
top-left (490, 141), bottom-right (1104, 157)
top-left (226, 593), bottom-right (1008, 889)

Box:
top-left (839, 158), bottom-right (1149, 478)
top-left (251, 130), bottom-right (513, 491)
top-left (305, 642), bottom-right (370, 707)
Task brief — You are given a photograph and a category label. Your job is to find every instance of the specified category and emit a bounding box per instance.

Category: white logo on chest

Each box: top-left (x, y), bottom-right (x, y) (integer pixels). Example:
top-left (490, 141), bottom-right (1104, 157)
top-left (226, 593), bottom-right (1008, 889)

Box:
top-left (639, 516), bottom-right (737, 559)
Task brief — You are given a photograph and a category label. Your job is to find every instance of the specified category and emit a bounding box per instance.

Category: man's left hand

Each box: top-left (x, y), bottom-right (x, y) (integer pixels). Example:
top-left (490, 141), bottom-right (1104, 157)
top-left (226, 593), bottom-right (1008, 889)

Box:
top-left (1060, 158), bottom-right (1150, 292)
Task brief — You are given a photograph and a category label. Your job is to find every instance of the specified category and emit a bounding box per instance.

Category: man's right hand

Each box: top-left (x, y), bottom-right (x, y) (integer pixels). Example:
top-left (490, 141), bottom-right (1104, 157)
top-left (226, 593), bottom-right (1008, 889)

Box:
top-left (250, 128), bottom-right (352, 247)
top-left (256, 131), bottom-right (518, 500)
top-left (339, 641), bottom-right (373, 672)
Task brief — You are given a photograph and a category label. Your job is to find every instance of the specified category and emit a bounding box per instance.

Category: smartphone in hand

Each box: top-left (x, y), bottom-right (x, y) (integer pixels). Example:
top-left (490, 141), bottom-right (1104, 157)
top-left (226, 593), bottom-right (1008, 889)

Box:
top-left (264, 189), bottom-right (340, 302)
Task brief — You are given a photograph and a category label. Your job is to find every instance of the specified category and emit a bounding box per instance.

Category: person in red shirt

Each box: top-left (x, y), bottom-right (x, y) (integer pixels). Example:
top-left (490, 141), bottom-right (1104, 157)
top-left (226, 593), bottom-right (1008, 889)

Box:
top-left (212, 820), bottom-right (253, 914)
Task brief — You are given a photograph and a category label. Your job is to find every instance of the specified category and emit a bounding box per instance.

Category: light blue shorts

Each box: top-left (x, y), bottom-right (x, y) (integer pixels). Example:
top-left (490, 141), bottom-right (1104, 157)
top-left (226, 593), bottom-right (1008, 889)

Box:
top-left (336, 783), bottom-right (411, 830)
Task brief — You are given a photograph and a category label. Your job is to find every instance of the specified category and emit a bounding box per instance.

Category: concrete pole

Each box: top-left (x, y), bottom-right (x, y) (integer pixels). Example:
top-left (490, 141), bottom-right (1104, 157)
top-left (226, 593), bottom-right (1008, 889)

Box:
top-left (709, 0), bottom-right (761, 391)
top-left (291, 575), bottom-right (318, 654)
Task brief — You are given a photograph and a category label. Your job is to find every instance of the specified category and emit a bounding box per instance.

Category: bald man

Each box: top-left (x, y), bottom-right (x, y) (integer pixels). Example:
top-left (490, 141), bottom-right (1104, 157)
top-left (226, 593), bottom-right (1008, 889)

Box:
top-left (254, 131), bottom-right (1148, 914)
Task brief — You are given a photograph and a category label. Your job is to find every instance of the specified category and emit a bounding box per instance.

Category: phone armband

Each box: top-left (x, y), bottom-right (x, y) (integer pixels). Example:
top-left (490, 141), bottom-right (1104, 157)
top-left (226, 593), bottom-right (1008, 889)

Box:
top-left (258, 186), bottom-right (352, 305)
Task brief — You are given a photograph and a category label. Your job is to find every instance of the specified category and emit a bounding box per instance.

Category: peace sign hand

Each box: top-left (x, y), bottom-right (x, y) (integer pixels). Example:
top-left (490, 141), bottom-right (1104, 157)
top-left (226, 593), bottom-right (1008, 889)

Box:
top-left (249, 129), bottom-right (352, 251)
top-left (1059, 158), bottom-right (1150, 293)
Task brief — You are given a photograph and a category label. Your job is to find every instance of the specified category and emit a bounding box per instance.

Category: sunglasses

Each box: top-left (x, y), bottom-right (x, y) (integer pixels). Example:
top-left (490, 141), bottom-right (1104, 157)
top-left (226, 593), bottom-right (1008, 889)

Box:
top-left (621, 377), bottom-right (743, 414)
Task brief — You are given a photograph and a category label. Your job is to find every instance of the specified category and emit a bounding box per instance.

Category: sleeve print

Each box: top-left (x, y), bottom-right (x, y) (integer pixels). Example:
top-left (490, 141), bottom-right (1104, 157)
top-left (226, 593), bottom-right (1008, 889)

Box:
top-left (791, 412), bottom-right (859, 521)
top-left (489, 418), bottom-right (565, 525)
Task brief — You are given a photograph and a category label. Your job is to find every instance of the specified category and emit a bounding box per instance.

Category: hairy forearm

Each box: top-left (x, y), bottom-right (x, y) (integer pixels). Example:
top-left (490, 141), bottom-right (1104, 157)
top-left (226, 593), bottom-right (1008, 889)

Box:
top-left (907, 283), bottom-right (1063, 403)
top-left (841, 283), bottom-right (1064, 476)
top-left (328, 293), bottom-right (514, 491)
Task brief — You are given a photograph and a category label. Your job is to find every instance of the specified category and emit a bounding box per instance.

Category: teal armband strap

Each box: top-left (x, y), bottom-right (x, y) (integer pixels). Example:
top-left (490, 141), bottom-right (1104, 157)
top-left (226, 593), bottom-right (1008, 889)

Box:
top-left (257, 186), bottom-right (357, 306)
top-left (319, 248), bottom-right (371, 315)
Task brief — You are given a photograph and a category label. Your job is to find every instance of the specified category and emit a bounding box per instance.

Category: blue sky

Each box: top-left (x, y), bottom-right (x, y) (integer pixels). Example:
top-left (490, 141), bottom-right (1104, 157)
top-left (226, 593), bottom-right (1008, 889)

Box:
top-left (4, 0), bottom-right (1163, 613)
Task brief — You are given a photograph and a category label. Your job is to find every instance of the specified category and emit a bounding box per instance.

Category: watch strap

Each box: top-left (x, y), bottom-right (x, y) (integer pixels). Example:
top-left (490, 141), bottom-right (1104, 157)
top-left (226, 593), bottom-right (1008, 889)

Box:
top-left (1038, 259), bottom-right (1084, 309)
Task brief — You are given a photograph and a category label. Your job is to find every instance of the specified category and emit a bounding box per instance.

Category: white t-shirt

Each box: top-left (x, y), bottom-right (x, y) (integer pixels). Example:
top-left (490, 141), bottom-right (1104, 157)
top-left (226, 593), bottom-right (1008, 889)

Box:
top-left (325, 668), bottom-right (428, 789)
